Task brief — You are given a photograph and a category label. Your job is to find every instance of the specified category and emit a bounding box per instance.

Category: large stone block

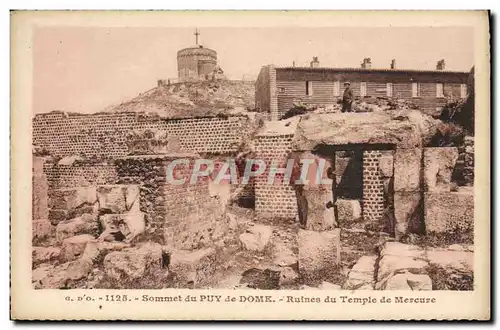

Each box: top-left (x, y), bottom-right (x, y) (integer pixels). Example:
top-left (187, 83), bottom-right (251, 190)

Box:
top-left (32, 246), bottom-right (61, 265)
top-left (99, 206), bottom-right (145, 242)
top-left (32, 219), bottom-right (52, 240)
top-left (81, 240), bottom-right (130, 262)
top-left (61, 234), bottom-right (95, 261)
top-left (55, 214), bottom-right (98, 242)
top-left (293, 110), bottom-right (424, 150)
top-left (169, 248), bottom-right (217, 286)
top-left (273, 242), bottom-right (297, 267)
top-left (97, 185), bottom-right (140, 213)
top-left (298, 189), bottom-right (337, 230)
top-left (378, 153), bottom-right (394, 178)
top-left (393, 192), bottom-right (422, 239)
top-left (380, 242), bottom-right (425, 259)
top-left (344, 255), bottom-right (377, 290)
top-left (426, 250), bottom-right (474, 273)
top-left (298, 229), bottom-right (341, 281)
top-left (32, 258), bottom-right (93, 289)
top-left (376, 255), bottom-right (429, 288)
top-left (103, 242), bottom-right (164, 281)
top-left (239, 224), bottom-right (272, 252)
top-left (293, 152), bottom-right (336, 230)
top-left (424, 147), bottom-right (459, 192)
top-left (383, 273), bottom-right (432, 291)
top-left (424, 191), bottom-right (474, 234)
top-left (393, 149), bottom-right (422, 192)
top-left (336, 199), bottom-right (362, 223)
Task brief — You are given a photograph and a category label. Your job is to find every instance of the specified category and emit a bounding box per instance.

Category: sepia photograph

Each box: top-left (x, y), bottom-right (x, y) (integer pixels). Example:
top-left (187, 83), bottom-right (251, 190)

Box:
top-left (11, 10), bottom-right (490, 320)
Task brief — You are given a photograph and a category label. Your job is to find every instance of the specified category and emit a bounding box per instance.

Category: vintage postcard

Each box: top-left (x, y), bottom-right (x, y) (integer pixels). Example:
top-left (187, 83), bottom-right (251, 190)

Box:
top-left (11, 10), bottom-right (490, 320)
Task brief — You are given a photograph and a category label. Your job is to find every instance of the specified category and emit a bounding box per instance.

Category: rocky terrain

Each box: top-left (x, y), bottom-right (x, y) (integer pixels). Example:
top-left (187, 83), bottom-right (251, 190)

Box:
top-left (106, 80), bottom-right (256, 119)
top-left (32, 79), bottom-right (475, 291)
top-left (32, 198), bottom-right (473, 291)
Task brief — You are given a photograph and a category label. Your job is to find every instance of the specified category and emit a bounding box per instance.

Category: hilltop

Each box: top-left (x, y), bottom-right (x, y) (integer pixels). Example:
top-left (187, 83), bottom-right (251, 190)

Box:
top-left (108, 80), bottom-right (256, 119)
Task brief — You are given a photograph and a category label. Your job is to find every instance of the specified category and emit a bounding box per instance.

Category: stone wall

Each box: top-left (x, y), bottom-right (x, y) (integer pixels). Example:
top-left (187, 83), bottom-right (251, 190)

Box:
top-left (33, 112), bottom-right (249, 158)
top-left (39, 154), bottom-right (228, 250)
top-left (362, 150), bottom-right (385, 223)
top-left (115, 155), bottom-right (227, 249)
top-left (254, 133), bottom-right (297, 219)
top-left (44, 162), bottom-right (117, 190)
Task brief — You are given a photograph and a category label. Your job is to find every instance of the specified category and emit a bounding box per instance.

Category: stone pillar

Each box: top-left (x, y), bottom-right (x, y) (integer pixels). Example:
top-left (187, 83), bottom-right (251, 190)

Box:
top-left (293, 152), bottom-right (342, 283)
top-left (393, 148), bottom-right (423, 239)
top-left (293, 151), bottom-right (336, 230)
top-left (362, 150), bottom-right (385, 223)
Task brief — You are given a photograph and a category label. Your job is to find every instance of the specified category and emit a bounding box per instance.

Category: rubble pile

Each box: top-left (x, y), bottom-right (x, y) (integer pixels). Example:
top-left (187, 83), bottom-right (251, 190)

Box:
top-left (283, 98), bottom-right (420, 119)
top-left (353, 98), bottom-right (420, 113)
top-left (32, 185), bottom-right (149, 289)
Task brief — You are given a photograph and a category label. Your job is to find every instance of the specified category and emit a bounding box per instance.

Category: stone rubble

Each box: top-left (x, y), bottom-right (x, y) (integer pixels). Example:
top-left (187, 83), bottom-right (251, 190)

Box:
top-left (298, 229), bottom-right (341, 282)
top-left (239, 224), bottom-right (273, 252)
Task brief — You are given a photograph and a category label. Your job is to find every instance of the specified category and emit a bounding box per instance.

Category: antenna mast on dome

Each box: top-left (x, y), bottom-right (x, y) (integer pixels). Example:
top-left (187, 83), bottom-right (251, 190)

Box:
top-left (194, 28), bottom-right (200, 45)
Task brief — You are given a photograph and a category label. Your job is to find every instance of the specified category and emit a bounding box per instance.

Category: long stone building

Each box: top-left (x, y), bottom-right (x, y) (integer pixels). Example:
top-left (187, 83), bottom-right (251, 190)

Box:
top-left (255, 57), bottom-right (470, 120)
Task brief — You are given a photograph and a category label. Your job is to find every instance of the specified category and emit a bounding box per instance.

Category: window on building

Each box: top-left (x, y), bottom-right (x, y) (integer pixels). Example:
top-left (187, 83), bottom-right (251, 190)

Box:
top-left (306, 81), bottom-right (313, 96)
top-left (460, 84), bottom-right (468, 98)
top-left (333, 81), bottom-right (340, 97)
top-left (278, 87), bottom-right (286, 93)
top-left (360, 82), bottom-right (367, 97)
top-left (436, 83), bottom-right (444, 98)
top-left (386, 83), bottom-right (393, 97)
top-left (412, 82), bottom-right (420, 97)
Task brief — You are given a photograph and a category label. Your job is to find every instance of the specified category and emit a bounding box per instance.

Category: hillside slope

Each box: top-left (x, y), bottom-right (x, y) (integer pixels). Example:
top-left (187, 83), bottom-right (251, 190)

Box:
top-left (108, 80), bottom-right (256, 118)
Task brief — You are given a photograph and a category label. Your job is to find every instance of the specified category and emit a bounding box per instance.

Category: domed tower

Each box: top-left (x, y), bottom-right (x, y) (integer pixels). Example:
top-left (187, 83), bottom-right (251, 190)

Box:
top-left (177, 29), bottom-right (218, 82)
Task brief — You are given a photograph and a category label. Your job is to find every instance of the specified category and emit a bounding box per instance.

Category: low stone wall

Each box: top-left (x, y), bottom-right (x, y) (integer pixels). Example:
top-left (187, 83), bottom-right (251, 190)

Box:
top-left (115, 154), bottom-right (228, 249)
top-left (37, 153), bottom-right (228, 250)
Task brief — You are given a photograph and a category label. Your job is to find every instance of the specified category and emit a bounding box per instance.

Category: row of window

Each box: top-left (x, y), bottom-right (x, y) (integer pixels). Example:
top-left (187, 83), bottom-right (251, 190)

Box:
top-left (295, 81), bottom-right (468, 98)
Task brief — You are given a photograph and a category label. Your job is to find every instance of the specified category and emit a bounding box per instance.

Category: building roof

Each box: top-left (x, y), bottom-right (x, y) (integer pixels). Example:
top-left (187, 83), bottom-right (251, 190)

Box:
top-left (177, 46), bottom-right (217, 56)
top-left (275, 66), bottom-right (469, 75)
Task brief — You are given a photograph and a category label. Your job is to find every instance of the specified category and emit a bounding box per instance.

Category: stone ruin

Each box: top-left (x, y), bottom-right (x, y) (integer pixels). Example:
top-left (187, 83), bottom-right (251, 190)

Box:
top-left (32, 125), bottom-right (233, 289)
top-left (252, 110), bottom-right (474, 289)
top-left (32, 108), bottom-right (475, 290)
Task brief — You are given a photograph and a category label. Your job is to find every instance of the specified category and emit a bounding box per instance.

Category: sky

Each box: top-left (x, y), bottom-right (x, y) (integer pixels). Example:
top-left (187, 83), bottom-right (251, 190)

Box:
top-left (33, 26), bottom-right (474, 114)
